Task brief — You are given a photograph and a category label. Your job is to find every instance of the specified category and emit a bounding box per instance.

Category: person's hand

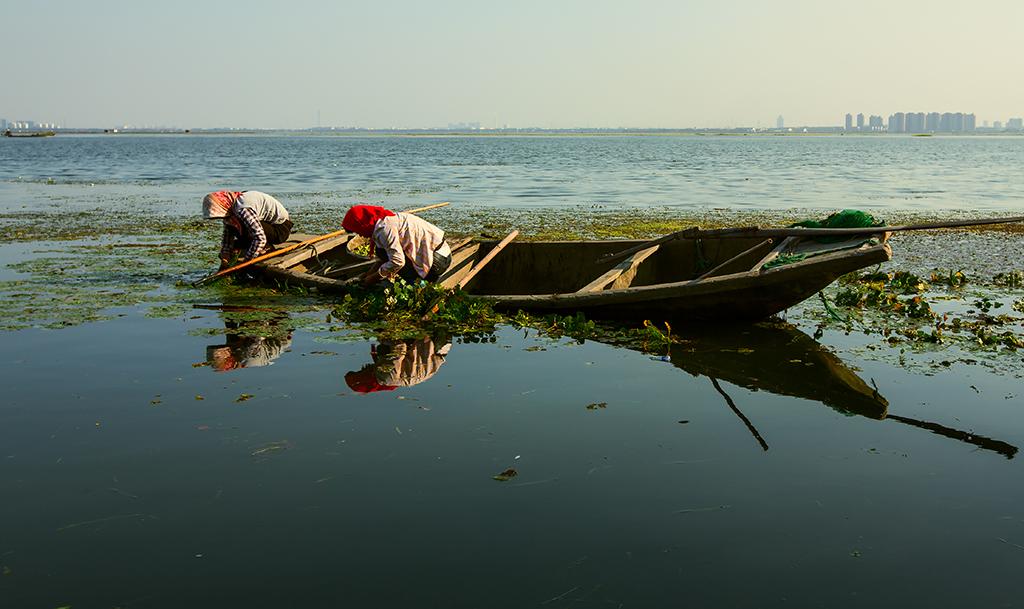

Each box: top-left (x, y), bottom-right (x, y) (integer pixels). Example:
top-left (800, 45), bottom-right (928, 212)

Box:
top-left (361, 270), bottom-right (380, 286)
top-left (218, 258), bottom-right (231, 271)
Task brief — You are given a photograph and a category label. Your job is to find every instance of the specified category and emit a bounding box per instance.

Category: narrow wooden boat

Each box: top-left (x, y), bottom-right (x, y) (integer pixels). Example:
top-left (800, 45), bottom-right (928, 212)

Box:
top-left (3, 130), bottom-right (56, 138)
top-left (258, 229), bottom-right (892, 320)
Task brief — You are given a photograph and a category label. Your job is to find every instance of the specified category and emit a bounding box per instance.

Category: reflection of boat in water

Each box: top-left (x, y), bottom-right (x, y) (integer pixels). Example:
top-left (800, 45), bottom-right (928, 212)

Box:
top-left (667, 321), bottom-right (888, 420)
top-left (649, 321), bottom-right (1017, 459)
top-left (345, 336), bottom-right (452, 393)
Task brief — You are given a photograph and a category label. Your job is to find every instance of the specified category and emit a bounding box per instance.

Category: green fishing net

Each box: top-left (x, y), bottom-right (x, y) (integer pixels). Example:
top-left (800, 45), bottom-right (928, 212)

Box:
top-left (762, 210), bottom-right (884, 269)
top-left (791, 209), bottom-right (883, 242)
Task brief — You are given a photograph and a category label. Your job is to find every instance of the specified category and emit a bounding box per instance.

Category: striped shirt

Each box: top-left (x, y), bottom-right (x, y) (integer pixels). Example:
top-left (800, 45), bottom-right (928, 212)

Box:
top-left (219, 205), bottom-right (267, 261)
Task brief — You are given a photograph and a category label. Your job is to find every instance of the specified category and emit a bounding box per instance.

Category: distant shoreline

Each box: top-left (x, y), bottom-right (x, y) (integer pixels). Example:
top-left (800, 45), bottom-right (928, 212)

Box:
top-left (8, 129), bottom-right (1023, 138)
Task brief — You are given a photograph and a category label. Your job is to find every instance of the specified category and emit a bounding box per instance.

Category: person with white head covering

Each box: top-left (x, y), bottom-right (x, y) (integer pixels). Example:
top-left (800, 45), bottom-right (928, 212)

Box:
top-left (203, 190), bottom-right (293, 270)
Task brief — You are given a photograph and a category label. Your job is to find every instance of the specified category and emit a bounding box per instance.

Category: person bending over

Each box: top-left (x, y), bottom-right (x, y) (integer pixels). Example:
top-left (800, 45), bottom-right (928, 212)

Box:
top-left (202, 190), bottom-right (293, 270)
top-left (342, 205), bottom-right (451, 285)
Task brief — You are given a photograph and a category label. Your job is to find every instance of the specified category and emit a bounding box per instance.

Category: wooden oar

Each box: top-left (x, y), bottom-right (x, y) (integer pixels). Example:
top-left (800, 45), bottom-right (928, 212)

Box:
top-left (193, 202), bottom-right (450, 287)
top-left (597, 215), bottom-right (1024, 265)
top-left (456, 230), bottom-right (518, 289)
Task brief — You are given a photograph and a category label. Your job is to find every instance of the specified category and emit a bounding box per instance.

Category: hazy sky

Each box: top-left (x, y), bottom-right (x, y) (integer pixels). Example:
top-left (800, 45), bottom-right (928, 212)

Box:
top-left (3, 0), bottom-right (1023, 128)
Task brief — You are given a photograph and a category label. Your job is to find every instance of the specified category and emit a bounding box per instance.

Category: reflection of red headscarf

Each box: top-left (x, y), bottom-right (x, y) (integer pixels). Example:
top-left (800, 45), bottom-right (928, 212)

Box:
top-left (342, 205), bottom-right (395, 237)
top-left (345, 367), bottom-right (397, 393)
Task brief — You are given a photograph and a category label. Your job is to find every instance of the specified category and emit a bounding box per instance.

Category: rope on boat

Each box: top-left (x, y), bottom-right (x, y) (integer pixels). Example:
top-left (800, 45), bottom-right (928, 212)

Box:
top-left (694, 238), bottom-right (710, 273)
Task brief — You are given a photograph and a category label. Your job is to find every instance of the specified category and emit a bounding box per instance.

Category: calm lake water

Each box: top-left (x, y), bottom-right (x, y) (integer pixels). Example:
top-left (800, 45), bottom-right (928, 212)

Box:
top-left (3, 133), bottom-right (1024, 213)
top-left (1, 135), bottom-right (1023, 608)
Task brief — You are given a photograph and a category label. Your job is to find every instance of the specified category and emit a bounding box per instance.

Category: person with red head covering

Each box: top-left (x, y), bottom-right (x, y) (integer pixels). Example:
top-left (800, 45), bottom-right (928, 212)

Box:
top-left (203, 190), bottom-right (293, 270)
top-left (342, 205), bottom-right (451, 285)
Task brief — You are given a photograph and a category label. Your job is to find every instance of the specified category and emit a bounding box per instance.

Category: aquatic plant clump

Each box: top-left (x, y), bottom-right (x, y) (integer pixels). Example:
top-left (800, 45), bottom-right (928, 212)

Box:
top-left (330, 279), bottom-right (679, 350)
top-left (332, 281), bottom-right (503, 339)
top-left (834, 271), bottom-right (934, 318)
top-left (818, 267), bottom-right (1024, 355)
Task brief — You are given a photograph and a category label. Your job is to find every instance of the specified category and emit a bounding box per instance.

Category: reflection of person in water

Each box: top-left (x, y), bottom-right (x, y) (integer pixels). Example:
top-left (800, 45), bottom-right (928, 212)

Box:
top-left (345, 336), bottom-right (452, 393)
top-left (206, 315), bottom-right (293, 372)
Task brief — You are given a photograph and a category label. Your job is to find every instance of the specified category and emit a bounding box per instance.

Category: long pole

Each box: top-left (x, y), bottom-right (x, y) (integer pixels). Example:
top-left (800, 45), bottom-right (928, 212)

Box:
top-left (193, 202), bottom-right (450, 286)
top-left (598, 215), bottom-right (1024, 265)
top-left (698, 215), bottom-right (1024, 238)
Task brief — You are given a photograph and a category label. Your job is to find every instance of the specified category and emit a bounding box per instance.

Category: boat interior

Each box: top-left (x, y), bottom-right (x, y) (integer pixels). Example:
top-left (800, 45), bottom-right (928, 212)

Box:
top-left (274, 231), bottom-right (885, 295)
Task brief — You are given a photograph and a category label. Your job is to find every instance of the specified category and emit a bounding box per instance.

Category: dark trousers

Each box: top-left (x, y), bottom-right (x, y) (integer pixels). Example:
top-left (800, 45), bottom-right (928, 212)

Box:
top-left (234, 219), bottom-right (293, 253)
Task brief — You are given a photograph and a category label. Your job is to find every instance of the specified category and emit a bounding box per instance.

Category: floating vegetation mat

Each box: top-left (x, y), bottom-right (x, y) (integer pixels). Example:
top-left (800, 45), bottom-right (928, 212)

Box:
top-left (0, 235), bottom-right (331, 331)
top-left (800, 265), bottom-right (1024, 375)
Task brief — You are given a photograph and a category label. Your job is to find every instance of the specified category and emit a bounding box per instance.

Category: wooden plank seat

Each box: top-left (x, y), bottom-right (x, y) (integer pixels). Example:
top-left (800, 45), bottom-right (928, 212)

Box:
top-left (576, 244), bottom-right (660, 293)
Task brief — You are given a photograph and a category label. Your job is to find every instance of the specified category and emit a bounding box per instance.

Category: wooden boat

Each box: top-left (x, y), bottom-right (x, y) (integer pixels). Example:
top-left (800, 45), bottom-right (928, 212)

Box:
top-left (3, 130), bottom-right (56, 137)
top-left (259, 228), bottom-right (892, 320)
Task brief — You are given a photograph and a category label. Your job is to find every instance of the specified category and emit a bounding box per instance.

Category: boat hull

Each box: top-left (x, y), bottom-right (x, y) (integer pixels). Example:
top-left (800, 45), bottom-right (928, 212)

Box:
top-left (479, 242), bottom-right (892, 320)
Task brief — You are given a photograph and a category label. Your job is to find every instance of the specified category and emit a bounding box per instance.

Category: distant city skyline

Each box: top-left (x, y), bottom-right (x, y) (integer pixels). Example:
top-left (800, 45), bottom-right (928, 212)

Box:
top-left (7, 112), bottom-right (1024, 133)
top-left (4, 0), bottom-right (1024, 129)
top-left (838, 111), bottom-right (1019, 133)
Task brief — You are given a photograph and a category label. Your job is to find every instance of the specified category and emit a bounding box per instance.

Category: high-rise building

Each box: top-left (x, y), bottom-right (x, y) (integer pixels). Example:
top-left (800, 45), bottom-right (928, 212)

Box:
top-left (869, 115), bottom-right (883, 131)
top-left (965, 114), bottom-right (976, 131)
top-left (939, 113), bottom-right (953, 132)
top-left (0, 119), bottom-right (7, 130)
top-left (1009, 118), bottom-right (1024, 130)
top-left (856, 113), bottom-right (865, 130)
top-left (845, 113), bottom-right (853, 130)
top-left (889, 112), bottom-right (906, 133)
top-left (994, 121), bottom-right (1004, 129)
top-left (776, 115), bottom-right (784, 129)
top-left (905, 112), bottom-right (926, 133)
top-left (926, 113), bottom-right (940, 131)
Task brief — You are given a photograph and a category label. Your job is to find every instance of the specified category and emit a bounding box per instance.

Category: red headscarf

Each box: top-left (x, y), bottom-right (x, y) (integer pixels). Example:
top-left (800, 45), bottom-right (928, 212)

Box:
top-left (345, 367), bottom-right (398, 393)
top-left (342, 205), bottom-right (395, 237)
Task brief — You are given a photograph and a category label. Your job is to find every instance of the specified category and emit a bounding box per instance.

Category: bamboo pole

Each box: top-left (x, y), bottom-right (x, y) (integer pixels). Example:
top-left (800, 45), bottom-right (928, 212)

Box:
top-left (597, 215), bottom-right (1024, 266)
top-left (697, 215), bottom-right (1024, 238)
top-left (193, 202), bottom-right (450, 286)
